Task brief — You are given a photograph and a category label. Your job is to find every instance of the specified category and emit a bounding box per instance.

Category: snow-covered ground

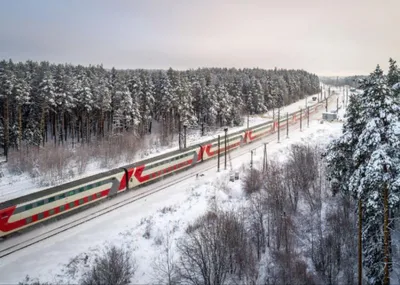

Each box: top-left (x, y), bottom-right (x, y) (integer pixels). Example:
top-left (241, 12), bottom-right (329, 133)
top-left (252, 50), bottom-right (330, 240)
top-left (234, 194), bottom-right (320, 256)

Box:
top-left (0, 87), bottom-right (347, 284)
top-left (0, 89), bottom-right (327, 203)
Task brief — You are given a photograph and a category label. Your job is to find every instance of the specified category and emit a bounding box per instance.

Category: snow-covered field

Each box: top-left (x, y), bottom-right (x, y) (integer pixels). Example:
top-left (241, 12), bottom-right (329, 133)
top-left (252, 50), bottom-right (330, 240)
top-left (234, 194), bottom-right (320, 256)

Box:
top-left (0, 87), bottom-right (346, 284)
top-left (0, 90), bottom-right (325, 203)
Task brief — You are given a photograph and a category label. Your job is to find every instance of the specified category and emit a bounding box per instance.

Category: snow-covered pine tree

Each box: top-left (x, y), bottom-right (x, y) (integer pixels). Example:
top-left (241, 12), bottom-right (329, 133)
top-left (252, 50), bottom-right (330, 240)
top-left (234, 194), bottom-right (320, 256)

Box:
top-left (126, 73), bottom-right (142, 134)
top-left (13, 73), bottom-right (31, 148)
top-left (0, 61), bottom-right (15, 156)
top-left (326, 64), bottom-right (400, 284)
top-left (387, 58), bottom-right (400, 88)
top-left (74, 71), bottom-right (93, 143)
top-left (93, 72), bottom-right (112, 138)
top-left (202, 84), bottom-right (218, 126)
top-left (156, 71), bottom-right (174, 142)
top-left (228, 79), bottom-right (244, 126)
top-left (116, 84), bottom-right (133, 132)
top-left (349, 66), bottom-right (400, 283)
top-left (216, 83), bottom-right (232, 127)
top-left (54, 65), bottom-right (76, 144)
top-left (0, 61), bottom-right (322, 153)
top-left (388, 58), bottom-right (400, 101)
top-left (38, 70), bottom-right (57, 145)
top-left (250, 77), bottom-right (267, 114)
top-left (324, 91), bottom-right (364, 195)
top-left (139, 73), bottom-right (155, 135)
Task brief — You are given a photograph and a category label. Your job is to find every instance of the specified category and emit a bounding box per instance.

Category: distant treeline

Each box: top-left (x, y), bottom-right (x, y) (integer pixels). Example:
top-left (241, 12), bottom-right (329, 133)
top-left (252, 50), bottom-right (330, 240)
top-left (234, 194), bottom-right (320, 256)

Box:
top-left (319, 76), bottom-right (367, 88)
top-left (0, 60), bottom-right (320, 154)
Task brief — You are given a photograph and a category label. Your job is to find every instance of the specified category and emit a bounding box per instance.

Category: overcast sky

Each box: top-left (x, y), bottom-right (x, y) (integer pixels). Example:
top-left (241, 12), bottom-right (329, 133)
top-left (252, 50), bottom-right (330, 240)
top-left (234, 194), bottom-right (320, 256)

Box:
top-left (0, 0), bottom-right (398, 76)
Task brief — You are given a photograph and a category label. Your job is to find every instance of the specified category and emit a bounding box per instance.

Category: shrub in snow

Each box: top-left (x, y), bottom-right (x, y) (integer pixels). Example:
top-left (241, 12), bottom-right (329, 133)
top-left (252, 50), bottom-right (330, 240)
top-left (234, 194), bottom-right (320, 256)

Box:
top-left (80, 245), bottom-right (136, 285)
top-left (178, 209), bottom-right (257, 284)
top-left (151, 230), bottom-right (180, 285)
top-left (287, 144), bottom-right (320, 212)
top-left (158, 206), bottom-right (176, 215)
top-left (242, 168), bottom-right (263, 196)
top-left (140, 216), bottom-right (154, 239)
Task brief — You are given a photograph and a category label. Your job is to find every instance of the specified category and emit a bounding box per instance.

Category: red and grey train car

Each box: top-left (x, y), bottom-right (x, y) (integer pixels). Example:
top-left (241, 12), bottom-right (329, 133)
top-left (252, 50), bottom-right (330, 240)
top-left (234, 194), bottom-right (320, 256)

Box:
top-left (0, 103), bottom-right (322, 238)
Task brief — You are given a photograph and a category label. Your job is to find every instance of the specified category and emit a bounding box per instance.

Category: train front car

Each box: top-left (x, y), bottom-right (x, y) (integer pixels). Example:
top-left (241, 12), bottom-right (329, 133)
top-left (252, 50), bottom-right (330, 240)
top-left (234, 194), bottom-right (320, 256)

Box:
top-left (0, 169), bottom-right (127, 238)
top-left (124, 145), bottom-right (201, 188)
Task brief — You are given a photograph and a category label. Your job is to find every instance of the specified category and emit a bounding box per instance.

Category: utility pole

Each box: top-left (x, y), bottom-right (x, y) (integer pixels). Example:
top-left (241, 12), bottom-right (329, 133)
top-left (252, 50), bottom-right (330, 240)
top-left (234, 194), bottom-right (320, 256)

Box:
top-left (358, 199), bottom-right (363, 285)
top-left (278, 108), bottom-right (280, 143)
top-left (325, 98), bottom-right (328, 112)
top-left (272, 108), bottom-right (275, 123)
top-left (217, 135), bottom-right (220, 172)
top-left (263, 142), bottom-right (268, 172)
top-left (300, 108), bottom-right (303, 131)
top-left (178, 120), bottom-right (182, 150)
top-left (224, 127), bottom-right (228, 170)
top-left (337, 97), bottom-right (339, 113)
top-left (201, 122), bottom-right (204, 136)
top-left (286, 112), bottom-right (289, 139)
top-left (307, 106), bottom-right (310, 128)
top-left (250, 149), bottom-right (254, 184)
top-left (250, 150), bottom-right (253, 170)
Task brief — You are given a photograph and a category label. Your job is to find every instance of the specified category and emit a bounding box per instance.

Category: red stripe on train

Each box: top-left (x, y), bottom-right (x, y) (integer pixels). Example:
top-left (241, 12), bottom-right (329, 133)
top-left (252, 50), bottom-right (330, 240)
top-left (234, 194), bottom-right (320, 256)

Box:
top-left (119, 169), bottom-right (134, 191)
top-left (0, 189), bottom-right (110, 234)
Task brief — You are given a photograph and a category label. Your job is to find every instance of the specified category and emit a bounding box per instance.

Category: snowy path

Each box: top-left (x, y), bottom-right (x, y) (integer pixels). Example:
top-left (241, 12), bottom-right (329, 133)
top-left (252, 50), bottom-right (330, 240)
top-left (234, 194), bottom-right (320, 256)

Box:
top-left (0, 91), bottom-right (344, 284)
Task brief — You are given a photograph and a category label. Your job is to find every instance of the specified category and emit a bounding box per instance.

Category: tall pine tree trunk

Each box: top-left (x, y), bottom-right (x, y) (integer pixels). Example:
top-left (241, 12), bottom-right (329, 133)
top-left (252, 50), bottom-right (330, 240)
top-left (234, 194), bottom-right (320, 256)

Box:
top-left (4, 96), bottom-right (9, 158)
top-left (53, 111), bottom-right (57, 146)
top-left (100, 110), bottom-right (104, 138)
top-left (60, 111), bottom-right (64, 145)
top-left (383, 165), bottom-right (390, 285)
top-left (358, 199), bottom-right (362, 285)
top-left (18, 104), bottom-right (22, 150)
top-left (86, 112), bottom-right (90, 143)
top-left (40, 104), bottom-right (46, 148)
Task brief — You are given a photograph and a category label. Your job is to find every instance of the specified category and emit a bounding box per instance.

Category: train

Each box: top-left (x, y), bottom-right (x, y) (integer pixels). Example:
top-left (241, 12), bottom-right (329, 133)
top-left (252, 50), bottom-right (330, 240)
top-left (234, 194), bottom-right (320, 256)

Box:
top-left (0, 101), bottom-right (325, 238)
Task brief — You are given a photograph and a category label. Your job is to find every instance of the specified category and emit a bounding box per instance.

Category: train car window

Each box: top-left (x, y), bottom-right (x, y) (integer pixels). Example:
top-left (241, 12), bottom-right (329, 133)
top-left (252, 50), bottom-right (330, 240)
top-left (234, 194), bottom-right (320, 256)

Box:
top-left (68, 191), bottom-right (74, 196)
top-left (79, 199), bottom-right (84, 205)
top-left (49, 209), bottom-right (55, 215)
top-left (96, 182), bottom-right (101, 187)
top-left (88, 196), bottom-right (93, 201)
top-left (87, 185), bottom-right (93, 190)
top-left (59, 193), bottom-right (65, 199)
top-left (79, 187), bottom-right (84, 192)
top-left (37, 200), bottom-right (44, 207)
top-left (60, 205), bottom-right (65, 211)
top-left (69, 202), bottom-right (74, 208)
top-left (49, 197), bottom-right (55, 203)
top-left (25, 217), bottom-right (32, 224)
top-left (25, 204), bottom-right (33, 211)
top-left (38, 213), bottom-right (44, 220)
top-left (96, 193), bottom-right (101, 198)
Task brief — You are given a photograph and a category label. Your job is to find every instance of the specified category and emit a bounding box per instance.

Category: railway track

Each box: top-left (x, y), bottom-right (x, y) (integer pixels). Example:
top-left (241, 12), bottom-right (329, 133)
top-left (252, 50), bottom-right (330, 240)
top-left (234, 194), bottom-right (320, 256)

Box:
top-left (0, 95), bottom-right (337, 259)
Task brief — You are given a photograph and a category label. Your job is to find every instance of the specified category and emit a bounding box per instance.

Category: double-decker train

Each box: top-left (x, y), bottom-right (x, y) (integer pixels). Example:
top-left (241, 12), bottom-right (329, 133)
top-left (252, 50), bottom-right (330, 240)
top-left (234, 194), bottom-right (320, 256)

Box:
top-left (0, 102), bottom-right (324, 238)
